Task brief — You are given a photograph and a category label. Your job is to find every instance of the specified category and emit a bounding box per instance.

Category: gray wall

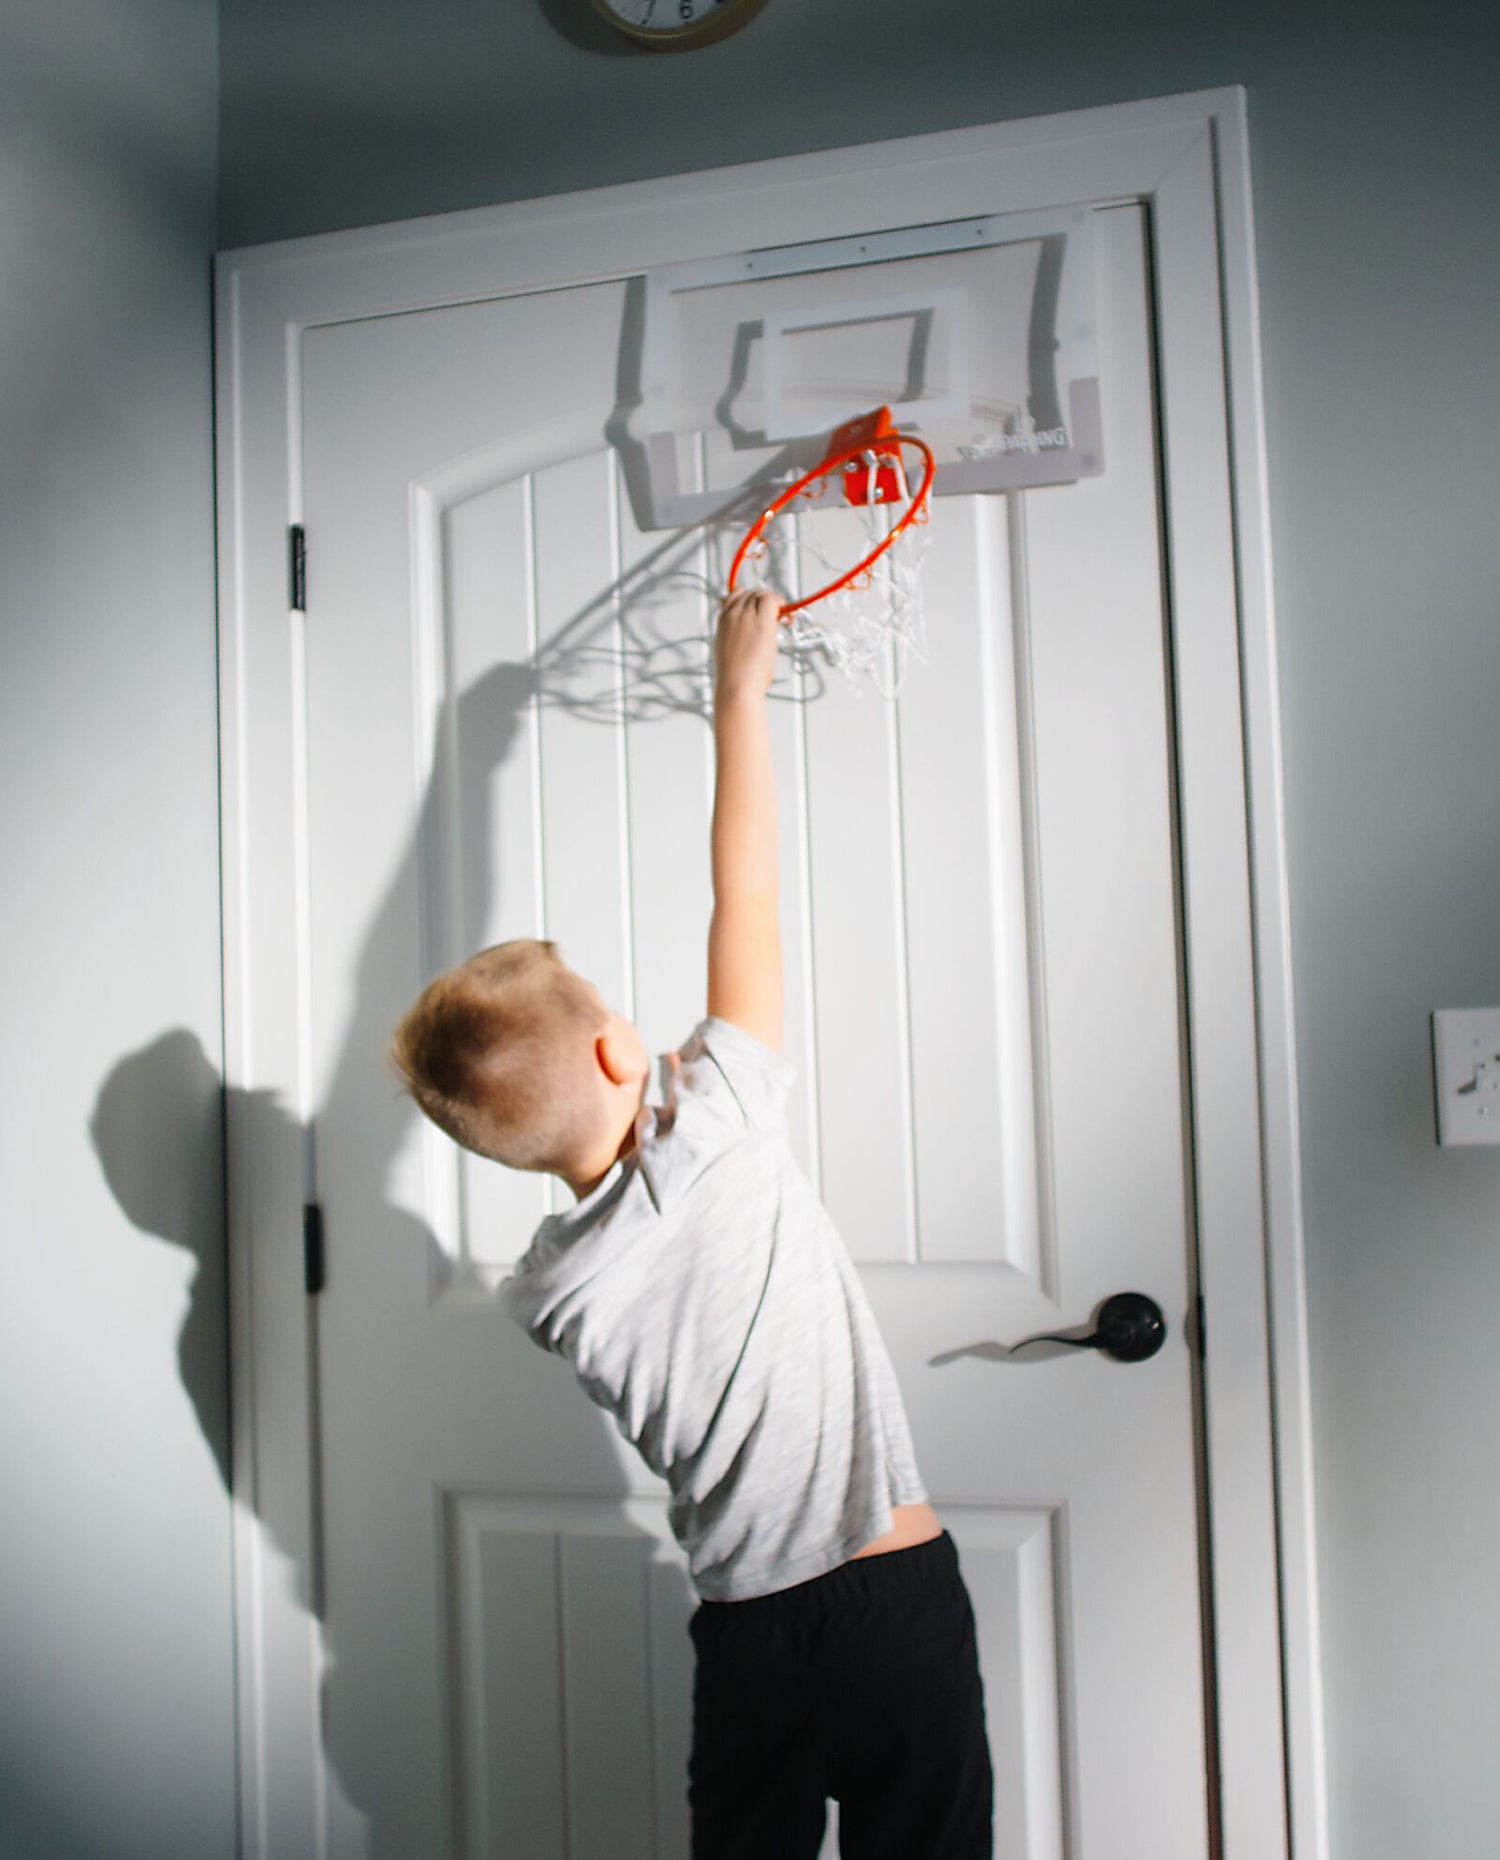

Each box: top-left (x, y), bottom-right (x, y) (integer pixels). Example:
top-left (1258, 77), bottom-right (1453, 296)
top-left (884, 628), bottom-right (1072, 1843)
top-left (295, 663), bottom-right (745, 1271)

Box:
top-left (0, 4), bottom-right (234, 1858)
top-left (219, 2), bottom-right (1500, 1855)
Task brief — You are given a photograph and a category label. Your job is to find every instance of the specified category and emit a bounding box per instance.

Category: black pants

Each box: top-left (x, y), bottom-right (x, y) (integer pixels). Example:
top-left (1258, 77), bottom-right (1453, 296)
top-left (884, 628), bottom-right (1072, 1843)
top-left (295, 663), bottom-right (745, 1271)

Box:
top-left (688, 1533), bottom-right (993, 1859)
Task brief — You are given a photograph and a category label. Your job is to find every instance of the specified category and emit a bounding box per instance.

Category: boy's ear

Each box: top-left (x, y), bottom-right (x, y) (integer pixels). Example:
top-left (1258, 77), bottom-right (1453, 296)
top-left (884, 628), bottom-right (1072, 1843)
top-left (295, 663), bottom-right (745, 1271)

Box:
top-left (596, 1027), bottom-right (647, 1088)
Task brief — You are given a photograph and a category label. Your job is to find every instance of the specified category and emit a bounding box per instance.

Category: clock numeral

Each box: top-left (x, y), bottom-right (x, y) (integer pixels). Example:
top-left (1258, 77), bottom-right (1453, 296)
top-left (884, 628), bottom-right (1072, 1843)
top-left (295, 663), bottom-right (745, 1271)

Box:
top-left (680, 0), bottom-right (694, 16)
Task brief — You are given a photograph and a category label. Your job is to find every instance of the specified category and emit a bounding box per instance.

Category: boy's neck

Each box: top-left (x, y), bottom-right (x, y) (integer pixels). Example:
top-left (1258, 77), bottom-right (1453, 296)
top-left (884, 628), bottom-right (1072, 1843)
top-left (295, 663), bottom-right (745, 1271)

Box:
top-left (561, 1104), bottom-right (643, 1202)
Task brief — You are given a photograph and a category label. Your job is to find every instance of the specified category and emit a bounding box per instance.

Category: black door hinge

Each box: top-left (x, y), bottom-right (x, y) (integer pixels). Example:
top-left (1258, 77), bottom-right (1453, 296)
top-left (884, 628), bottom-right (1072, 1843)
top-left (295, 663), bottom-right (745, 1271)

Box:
top-left (290, 524), bottom-right (307, 613)
top-left (303, 1202), bottom-right (326, 1295)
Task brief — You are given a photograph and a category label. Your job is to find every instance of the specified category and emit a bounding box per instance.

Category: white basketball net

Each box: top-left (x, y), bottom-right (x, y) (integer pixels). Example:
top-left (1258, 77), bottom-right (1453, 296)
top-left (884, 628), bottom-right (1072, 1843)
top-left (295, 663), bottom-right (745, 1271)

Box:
top-left (732, 467), bottom-right (931, 698)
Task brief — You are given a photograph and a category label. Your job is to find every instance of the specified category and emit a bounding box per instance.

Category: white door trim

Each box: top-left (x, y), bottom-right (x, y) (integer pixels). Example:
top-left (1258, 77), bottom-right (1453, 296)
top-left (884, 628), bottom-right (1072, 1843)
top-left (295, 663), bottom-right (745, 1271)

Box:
top-left (215, 88), bottom-right (1325, 1860)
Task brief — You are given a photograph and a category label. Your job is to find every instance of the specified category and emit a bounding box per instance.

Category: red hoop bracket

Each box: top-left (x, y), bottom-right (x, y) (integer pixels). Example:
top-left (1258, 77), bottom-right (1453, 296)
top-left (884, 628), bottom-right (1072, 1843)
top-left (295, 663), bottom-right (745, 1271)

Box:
top-left (727, 408), bottom-right (936, 619)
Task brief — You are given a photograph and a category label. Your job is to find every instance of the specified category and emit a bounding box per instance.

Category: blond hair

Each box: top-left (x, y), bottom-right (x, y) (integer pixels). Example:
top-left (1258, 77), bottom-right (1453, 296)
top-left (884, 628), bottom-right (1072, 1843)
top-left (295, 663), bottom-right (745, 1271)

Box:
top-left (391, 940), bottom-right (606, 1171)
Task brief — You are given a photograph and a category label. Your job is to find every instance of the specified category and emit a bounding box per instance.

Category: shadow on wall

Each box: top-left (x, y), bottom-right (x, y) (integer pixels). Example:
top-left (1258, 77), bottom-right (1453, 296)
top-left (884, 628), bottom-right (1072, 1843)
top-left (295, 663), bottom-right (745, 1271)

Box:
top-left (90, 1031), bottom-right (231, 1492)
top-left (92, 1042), bottom-right (525, 1852)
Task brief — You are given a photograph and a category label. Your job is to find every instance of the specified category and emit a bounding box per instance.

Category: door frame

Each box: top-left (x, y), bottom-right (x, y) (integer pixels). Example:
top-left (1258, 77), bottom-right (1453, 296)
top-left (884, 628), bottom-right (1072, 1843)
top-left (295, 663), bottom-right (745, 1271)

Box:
top-left (215, 88), bottom-right (1325, 1860)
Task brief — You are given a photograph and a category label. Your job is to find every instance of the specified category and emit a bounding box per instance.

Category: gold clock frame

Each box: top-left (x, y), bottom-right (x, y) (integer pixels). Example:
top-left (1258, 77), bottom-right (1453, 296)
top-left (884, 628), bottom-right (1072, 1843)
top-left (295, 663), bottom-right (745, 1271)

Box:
top-left (586, 0), bottom-right (771, 51)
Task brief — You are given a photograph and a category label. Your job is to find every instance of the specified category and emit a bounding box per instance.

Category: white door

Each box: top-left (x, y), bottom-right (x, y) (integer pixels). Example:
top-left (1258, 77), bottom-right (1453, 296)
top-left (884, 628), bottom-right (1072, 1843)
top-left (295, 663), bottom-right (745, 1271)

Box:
top-left (297, 204), bottom-right (1208, 1859)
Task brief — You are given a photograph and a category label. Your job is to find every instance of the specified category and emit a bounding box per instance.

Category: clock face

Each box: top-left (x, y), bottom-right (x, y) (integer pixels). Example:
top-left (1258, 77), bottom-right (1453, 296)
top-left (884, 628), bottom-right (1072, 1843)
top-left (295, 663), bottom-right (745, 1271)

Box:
top-left (589, 0), bottom-right (770, 48)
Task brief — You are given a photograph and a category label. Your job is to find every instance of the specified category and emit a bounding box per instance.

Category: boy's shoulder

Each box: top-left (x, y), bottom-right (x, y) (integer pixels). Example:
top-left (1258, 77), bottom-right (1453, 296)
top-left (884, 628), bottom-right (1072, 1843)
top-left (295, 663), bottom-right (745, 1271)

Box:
top-left (677, 1017), bottom-right (795, 1134)
top-left (617, 1018), bottom-right (792, 1220)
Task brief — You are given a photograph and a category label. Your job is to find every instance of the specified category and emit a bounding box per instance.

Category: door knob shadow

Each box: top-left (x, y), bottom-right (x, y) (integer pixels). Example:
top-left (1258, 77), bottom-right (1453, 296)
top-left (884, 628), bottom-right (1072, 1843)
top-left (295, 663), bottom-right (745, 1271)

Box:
top-left (931, 1294), bottom-right (1170, 1368)
top-left (929, 1337), bottom-right (1085, 1367)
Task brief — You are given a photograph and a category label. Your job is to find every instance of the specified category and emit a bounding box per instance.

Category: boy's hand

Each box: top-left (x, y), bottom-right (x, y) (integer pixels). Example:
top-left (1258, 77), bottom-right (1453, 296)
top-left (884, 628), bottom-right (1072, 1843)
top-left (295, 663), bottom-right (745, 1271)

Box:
top-left (713, 589), bottom-right (783, 705)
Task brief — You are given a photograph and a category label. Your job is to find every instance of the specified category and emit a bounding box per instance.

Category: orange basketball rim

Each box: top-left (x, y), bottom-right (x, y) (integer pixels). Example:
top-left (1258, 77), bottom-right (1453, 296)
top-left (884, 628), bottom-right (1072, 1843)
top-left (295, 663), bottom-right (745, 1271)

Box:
top-left (727, 407), bottom-right (937, 618)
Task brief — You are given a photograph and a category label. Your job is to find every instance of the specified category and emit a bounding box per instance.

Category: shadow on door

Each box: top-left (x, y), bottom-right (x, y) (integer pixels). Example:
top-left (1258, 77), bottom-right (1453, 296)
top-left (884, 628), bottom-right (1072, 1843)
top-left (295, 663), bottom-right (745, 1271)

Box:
top-left (89, 557), bottom-right (839, 1858)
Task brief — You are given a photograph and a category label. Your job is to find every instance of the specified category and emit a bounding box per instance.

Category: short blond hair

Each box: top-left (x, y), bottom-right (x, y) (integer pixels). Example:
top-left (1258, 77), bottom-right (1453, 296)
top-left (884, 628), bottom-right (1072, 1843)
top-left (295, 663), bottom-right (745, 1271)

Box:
top-left (391, 940), bottom-right (606, 1171)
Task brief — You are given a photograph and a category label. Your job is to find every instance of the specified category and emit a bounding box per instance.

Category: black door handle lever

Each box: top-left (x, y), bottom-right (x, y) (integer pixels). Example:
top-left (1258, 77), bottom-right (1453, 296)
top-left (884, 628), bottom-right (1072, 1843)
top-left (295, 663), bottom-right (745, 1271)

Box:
top-left (1013, 1291), bottom-right (1168, 1364)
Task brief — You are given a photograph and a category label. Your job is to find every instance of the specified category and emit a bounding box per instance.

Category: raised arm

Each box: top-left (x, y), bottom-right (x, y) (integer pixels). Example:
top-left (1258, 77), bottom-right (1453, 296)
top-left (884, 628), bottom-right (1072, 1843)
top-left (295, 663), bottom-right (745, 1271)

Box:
top-left (707, 590), bottom-right (784, 1050)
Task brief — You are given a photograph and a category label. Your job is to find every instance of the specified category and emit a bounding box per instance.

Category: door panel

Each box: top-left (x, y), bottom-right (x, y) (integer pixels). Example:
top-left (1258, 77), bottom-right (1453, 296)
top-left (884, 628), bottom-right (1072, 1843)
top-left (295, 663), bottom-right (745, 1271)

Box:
top-left (449, 1496), bottom-right (696, 1860)
top-left (300, 205), bottom-right (1208, 1859)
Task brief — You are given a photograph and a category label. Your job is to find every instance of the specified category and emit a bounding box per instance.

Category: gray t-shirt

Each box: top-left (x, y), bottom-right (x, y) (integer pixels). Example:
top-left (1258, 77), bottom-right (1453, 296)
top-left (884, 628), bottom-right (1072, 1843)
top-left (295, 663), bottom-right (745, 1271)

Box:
top-left (502, 1017), bottom-right (928, 1601)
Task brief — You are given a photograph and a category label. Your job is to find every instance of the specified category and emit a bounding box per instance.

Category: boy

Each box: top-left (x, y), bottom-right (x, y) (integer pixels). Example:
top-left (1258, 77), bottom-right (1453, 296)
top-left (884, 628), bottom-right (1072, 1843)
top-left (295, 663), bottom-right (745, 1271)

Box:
top-left (393, 590), bottom-right (993, 1858)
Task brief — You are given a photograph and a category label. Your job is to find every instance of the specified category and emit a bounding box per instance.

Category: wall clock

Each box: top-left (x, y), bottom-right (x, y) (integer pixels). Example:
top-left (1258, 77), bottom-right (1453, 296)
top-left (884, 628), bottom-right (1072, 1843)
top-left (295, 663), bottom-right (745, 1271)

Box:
top-left (587, 0), bottom-right (771, 51)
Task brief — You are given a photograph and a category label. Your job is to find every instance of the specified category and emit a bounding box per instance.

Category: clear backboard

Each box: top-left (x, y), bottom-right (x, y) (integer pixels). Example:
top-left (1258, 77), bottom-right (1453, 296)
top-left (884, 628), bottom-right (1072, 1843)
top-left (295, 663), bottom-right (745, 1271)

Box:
top-left (629, 204), bottom-right (1102, 531)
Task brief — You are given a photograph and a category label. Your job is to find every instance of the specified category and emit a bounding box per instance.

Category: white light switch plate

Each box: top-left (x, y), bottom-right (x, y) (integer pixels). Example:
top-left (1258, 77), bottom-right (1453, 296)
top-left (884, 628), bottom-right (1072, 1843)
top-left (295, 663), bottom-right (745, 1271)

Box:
top-left (1432, 1008), bottom-right (1500, 1146)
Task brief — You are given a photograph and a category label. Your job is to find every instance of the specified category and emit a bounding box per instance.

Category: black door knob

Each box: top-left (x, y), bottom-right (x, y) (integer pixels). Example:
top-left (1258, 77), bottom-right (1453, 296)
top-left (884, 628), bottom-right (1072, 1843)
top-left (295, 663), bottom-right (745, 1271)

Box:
top-left (1014, 1291), bottom-right (1168, 1364)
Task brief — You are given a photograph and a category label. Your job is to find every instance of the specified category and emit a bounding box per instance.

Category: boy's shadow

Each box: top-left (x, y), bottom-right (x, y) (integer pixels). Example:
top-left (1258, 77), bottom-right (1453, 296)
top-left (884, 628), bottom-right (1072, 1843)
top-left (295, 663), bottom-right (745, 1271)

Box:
top-left (90, 1029), bottom-right (233, 1493)
top-left (89, 612), bottom-right (745, 1855)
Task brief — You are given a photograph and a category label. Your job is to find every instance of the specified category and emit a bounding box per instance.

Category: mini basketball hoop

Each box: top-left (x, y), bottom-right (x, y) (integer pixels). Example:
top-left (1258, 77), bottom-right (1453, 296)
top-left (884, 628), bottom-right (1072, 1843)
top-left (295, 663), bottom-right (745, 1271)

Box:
top-left (727, 407), bottom-right (936, 694)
